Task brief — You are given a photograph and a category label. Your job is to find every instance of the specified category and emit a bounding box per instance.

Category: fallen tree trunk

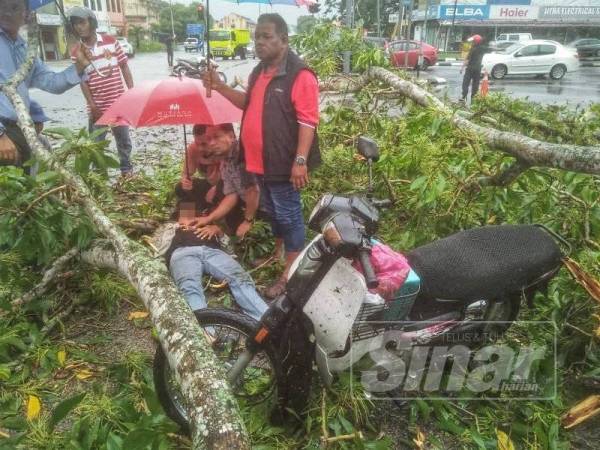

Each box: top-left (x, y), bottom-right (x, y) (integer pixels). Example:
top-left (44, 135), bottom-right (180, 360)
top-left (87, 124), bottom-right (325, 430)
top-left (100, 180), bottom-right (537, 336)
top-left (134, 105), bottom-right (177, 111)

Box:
top-left (367, 67), bottom-right (600, 176)
top-left (0, 19), bottom-right (249, 449)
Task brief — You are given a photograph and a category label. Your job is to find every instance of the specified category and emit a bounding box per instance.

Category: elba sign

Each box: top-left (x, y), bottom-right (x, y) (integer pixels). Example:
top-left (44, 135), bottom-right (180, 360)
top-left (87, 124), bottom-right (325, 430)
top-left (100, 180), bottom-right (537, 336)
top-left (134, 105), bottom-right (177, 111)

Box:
top-left (440, 5), bottom-right (490, 20)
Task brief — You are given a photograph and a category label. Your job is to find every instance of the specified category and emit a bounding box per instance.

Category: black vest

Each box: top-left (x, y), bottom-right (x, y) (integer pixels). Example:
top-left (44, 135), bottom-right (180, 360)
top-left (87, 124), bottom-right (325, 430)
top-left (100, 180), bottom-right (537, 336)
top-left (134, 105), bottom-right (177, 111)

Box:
top-left (241, 50), bottom-right (321, 182)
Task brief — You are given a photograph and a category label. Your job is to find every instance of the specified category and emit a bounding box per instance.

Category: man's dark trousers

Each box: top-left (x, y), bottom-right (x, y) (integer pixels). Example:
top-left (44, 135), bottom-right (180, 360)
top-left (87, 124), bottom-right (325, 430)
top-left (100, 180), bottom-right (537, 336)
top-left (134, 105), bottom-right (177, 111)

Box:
top-left (462, 67), bottom-right (482, 100)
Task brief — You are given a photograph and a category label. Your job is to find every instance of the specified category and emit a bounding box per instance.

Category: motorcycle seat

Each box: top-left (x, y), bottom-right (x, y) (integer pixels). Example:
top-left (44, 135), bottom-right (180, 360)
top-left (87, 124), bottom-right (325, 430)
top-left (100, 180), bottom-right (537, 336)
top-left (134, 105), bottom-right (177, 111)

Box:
top-left (406, 225), bottom-right (562, 302)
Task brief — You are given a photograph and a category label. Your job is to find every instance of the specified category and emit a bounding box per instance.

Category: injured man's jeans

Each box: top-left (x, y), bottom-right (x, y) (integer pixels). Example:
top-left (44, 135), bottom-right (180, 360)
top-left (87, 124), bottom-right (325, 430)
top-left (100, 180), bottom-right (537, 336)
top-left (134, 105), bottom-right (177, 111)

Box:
top-left (169, 245), bottom-right (268, 321)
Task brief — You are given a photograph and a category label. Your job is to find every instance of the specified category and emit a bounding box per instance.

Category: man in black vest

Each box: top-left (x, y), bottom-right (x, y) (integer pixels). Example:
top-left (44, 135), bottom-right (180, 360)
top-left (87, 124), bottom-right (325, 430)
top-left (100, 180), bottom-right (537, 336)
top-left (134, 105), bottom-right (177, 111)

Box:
top-left (203, 13), bottom-right (320, 298)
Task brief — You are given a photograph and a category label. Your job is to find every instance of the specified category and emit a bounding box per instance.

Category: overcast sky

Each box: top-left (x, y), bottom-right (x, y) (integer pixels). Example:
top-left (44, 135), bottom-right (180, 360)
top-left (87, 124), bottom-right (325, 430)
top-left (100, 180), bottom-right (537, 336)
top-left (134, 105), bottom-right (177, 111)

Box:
top-left (172, 0), bottom-right (315, 27)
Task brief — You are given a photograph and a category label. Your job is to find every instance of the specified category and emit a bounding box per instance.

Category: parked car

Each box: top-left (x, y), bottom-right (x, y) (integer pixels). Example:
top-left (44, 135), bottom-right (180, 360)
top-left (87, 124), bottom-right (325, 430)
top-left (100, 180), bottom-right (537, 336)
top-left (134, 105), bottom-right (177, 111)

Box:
top-left (246, 41), bottom-right (256, 59)
top-left (495, 33), bottom-right (533, 44)
top-left (184, 37), bottom-right (199, 53)
top-left (388, 40), bottom-right (438, 70)
top-left (116, 36), bottom-right (134, 58)
top-left (482, 40), bottom-right (579, 80)
top-left (567, 38), bottom-right (600, 58)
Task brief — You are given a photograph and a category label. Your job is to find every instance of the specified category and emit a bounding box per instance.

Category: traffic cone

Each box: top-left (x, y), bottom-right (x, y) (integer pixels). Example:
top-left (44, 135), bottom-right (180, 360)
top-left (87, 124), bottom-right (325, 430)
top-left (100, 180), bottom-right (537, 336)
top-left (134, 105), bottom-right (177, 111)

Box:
top-left (480, 70), bottom-right (489, 97)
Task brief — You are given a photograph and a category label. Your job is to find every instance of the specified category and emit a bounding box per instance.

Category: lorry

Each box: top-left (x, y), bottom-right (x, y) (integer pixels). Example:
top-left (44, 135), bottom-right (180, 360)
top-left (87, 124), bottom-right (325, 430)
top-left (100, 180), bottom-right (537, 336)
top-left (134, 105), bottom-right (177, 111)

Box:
top-left (209, 29), bottom-right (251, 60)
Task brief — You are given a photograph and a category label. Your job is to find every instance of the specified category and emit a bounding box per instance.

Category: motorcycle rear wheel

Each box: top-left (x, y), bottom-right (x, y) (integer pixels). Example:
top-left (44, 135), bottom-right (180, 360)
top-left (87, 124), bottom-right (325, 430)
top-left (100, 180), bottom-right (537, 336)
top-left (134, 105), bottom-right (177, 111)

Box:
top-left (153, 308), bottom-right (279, 434)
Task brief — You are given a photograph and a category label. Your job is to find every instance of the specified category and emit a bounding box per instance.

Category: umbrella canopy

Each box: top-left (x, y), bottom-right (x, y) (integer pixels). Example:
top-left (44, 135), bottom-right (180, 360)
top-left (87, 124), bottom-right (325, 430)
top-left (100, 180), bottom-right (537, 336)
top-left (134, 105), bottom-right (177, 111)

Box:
top-left (96, 77), bottom-right (242, 128)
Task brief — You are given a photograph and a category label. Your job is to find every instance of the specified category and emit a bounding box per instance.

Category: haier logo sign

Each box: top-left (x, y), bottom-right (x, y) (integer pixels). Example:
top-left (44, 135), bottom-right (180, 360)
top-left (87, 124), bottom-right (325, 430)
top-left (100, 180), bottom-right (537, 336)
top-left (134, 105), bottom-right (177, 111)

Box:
top-left (440, 5), bottom-right (490, 20)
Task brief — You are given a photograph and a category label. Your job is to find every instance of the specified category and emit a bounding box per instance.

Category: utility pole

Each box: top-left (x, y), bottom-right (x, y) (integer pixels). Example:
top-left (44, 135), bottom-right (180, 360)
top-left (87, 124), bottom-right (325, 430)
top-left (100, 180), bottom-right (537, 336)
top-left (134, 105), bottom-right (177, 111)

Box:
top-left (343, 0), bottom-right (354, 73)
top-left (417, 0), bottom-right (430, 78)
top-left (169, 0), bottom-right (175, 37)
top-left (397, 3), bottom-right (404, 40)
top-left (403, 0), bottom-right (412, 69)
top-left (444, 0), bottom-right (458, 51)
top-left (377, 0), bottom-right (381, 37)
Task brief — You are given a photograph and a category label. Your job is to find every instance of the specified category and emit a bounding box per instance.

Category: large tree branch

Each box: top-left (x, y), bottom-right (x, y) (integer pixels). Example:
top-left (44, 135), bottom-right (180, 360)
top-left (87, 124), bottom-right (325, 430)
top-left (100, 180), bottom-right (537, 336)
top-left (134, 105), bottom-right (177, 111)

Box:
top-left (11, 247), bottom-right (78, 309)
top-left (367, 67), bottom-right (600, 176)
top-left (2, 19), bottom-right (249, 449)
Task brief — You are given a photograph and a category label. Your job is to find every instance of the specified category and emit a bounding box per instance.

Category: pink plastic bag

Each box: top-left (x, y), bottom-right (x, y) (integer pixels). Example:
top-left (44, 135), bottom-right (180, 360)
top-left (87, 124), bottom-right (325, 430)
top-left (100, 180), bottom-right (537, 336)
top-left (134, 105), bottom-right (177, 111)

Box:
top-left (353, 242), bottom-right (411, 301)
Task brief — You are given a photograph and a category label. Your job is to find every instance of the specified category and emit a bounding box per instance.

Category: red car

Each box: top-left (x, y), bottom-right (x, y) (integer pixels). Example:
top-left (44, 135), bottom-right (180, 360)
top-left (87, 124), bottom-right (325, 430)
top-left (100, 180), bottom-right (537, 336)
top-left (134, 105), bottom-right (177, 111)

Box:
top-left (389, 40), bottom-right (438, 69)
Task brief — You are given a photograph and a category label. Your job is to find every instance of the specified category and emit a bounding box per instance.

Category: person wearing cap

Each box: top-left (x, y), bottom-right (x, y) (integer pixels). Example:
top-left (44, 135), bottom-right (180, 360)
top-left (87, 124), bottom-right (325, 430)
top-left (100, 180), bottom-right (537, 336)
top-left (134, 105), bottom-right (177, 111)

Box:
top-left (0, 0), bottom-right (91, 171)
top-left (67, 6), bottom-right (135, 177)
top-left (460, 34), bottom-right (489, 103)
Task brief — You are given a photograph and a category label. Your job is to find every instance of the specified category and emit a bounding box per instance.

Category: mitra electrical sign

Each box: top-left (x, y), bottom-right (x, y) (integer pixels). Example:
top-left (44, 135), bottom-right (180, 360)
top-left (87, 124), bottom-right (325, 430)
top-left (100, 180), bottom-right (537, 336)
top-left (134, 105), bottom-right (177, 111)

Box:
top-left (539, 6), bottom-right (600, 20)
top-left (439, 5), bottom-right (490, 20)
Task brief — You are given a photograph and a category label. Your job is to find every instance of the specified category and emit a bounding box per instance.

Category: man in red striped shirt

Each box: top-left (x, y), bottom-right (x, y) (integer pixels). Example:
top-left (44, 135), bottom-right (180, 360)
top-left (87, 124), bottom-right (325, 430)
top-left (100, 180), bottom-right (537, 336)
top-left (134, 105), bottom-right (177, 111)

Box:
top-left (68, 7), bottom-right (134, 176)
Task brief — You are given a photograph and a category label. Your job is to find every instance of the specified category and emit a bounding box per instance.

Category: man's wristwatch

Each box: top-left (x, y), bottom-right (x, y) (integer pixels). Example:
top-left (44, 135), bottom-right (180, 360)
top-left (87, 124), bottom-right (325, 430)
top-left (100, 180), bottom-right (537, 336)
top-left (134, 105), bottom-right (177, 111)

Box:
top-left (295, 155), bottom-right (307, 166)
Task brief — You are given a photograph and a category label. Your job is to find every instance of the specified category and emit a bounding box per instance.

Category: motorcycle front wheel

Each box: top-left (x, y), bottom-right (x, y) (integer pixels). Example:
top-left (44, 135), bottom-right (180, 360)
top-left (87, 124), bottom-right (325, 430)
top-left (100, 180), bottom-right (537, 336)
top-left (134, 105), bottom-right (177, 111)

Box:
top-left (153, 308), bottom-right (279, 434)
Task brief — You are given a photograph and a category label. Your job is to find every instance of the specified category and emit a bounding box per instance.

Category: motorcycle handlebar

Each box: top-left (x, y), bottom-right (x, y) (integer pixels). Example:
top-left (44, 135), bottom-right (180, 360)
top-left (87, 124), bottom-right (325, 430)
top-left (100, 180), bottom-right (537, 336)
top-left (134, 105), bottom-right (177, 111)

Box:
top-left (358, 249), bottom-right (379, 289)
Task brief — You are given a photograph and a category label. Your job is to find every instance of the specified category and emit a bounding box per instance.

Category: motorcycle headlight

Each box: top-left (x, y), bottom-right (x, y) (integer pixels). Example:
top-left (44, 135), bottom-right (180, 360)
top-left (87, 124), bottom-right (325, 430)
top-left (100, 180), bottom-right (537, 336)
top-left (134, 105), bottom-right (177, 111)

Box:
top-left (322, 220), bottom-right (342, 248)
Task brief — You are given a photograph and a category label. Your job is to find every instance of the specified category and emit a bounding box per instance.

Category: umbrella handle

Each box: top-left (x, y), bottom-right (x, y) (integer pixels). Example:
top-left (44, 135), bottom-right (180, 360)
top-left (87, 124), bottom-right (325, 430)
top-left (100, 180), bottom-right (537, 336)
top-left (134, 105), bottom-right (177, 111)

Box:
top-left (206, 68), bottom-right (212, 98)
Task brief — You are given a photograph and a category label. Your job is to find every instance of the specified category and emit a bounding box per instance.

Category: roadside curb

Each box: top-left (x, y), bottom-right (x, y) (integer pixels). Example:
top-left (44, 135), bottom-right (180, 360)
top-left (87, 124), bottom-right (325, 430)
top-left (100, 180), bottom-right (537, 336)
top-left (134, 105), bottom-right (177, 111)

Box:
top-left (436, 61), bottom-right (463, 67)
top-left (581, 61), bottom-right (600, 67)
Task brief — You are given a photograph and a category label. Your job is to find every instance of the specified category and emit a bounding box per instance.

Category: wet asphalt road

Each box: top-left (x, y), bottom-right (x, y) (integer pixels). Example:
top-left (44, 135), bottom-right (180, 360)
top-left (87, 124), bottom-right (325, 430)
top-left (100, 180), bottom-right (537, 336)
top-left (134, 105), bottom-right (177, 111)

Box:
top-left (30, 51), bottom-right (600, 161)
top-left (428, 64), bottom-right (600, 107)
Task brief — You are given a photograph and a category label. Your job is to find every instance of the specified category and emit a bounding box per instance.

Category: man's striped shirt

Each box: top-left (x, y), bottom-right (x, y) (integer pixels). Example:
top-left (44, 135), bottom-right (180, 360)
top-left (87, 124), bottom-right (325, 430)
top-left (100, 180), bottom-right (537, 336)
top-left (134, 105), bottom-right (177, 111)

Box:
top-left (71, 33), bottom-right (128, 113)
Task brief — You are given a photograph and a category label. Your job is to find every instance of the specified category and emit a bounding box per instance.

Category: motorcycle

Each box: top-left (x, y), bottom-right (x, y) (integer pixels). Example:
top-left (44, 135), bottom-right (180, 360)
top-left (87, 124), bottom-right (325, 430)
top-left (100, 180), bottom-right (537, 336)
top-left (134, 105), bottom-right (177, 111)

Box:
top-left (154, 136), bottom-right (567, 431)
top-left (171, 56), bottom-right (227, 85)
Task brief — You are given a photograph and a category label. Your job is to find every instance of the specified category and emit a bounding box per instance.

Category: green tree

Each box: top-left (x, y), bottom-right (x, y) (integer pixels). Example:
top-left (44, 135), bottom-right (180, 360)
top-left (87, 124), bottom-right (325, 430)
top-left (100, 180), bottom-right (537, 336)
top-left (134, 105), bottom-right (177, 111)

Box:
top-left (297, 15), bottom-right (317, 35)
top-left (157, 2), bottom-right (214, 41)
top-left (128, 25), bottom-right (144, 49)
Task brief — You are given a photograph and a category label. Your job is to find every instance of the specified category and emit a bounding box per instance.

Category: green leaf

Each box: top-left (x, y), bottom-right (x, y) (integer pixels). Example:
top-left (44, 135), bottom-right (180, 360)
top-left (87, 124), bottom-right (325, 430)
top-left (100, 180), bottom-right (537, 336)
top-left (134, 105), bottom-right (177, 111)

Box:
top-left (49, 392), bottom-right (86, 431)
top-left (338, 414), bottom-right (354, 434)
top-left (122, 429), bottom-right (155, 450)
top-left (106, 432), bottom-right (123, 450)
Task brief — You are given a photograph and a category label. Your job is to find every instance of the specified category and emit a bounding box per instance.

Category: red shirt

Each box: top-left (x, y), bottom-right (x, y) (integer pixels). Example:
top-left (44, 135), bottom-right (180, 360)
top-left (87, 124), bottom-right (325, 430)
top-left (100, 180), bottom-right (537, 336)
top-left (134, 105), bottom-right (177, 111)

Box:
top-left (241, 68), bottom-right (319, 175)
top-left (71, 33), bottom-right (128, 113)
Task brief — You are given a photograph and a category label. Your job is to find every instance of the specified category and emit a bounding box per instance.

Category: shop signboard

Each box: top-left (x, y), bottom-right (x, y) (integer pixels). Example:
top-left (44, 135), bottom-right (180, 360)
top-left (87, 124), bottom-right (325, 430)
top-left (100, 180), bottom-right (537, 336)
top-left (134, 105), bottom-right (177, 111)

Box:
top-left (412, 5), bottom-right (440, 21)
top-left (488, 0), bottom-right (531, 4)
top-left (539, 6), bottom-right (600, 20)
top-left (439, 5), bottom-right (490, 20)
top-left (489, 5), bottom-right (538, 20)
top-left (36, 13), bottom-right (62, 26)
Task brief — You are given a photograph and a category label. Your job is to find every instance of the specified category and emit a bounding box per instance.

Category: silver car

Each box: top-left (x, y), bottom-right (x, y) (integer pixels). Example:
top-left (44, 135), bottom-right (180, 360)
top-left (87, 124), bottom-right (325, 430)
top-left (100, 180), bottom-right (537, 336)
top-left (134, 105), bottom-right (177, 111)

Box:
top-left (116, 36), bottom-right (134, 58)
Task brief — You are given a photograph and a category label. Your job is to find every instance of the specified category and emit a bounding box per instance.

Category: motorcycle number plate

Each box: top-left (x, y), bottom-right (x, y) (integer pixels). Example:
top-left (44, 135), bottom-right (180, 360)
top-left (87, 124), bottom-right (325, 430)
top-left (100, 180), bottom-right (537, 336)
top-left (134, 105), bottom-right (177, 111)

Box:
top-left (303, 258), bottom-right (367, 352)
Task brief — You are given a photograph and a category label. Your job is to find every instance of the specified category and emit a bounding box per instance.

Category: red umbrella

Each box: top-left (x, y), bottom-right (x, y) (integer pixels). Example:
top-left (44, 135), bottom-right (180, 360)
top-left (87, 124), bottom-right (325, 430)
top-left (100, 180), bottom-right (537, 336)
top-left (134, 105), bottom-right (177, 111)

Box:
top-left (96, 77), bottom-right (242, 127)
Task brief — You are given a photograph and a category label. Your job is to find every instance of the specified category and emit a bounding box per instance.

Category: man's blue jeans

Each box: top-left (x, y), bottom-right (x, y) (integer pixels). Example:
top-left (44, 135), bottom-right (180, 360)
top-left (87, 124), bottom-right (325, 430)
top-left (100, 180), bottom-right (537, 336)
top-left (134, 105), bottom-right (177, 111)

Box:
top-left (169, 246), bottom-right (268, 321)
top-left (259, 180), bottom-right (305, 253)
top-left (89, 121), bottom-right (133, 174)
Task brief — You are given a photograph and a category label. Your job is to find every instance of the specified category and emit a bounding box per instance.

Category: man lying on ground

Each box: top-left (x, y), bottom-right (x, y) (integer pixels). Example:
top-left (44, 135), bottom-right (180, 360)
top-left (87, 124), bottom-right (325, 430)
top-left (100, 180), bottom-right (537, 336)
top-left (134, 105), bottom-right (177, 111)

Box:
top-left (154, 183), bottom-right (267, 321)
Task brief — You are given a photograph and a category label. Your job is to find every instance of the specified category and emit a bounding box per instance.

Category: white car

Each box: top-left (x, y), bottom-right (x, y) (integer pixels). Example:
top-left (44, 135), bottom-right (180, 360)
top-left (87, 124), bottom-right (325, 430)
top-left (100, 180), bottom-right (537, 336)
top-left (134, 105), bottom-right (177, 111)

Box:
top-left (116, 36), bottom-right (134, 58)
top-left (184, 37), bottom-right (199, 52)
top-left (482, 40), bottom-right (579, 80)
top-left (495, 33), bottom-right (532, 44)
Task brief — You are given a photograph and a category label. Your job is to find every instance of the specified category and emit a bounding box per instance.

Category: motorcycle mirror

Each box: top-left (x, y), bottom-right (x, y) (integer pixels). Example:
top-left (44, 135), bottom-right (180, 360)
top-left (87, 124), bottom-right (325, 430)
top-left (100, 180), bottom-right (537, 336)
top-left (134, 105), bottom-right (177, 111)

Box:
top-left (356, 136), bottom-right (380, 162)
